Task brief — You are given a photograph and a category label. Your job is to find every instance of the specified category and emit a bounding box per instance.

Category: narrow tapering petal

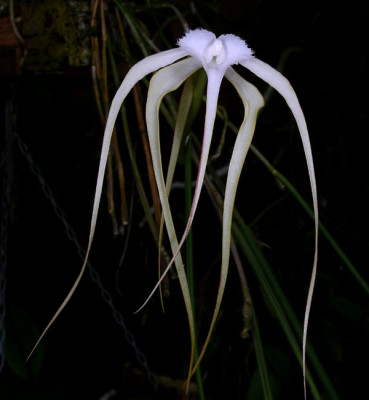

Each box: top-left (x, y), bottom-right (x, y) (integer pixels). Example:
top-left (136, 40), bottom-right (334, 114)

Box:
top-left (151, 67), bottom-right (225, 294)
top-left (242, 56), bottom-right (318, 397)
top-left (91, 48), bottom-right (189, 248)
top-left (158, 77), bottom-right (195, 307)
top-left (190, 67), bottom-right (264, 375)
top-left (27, 47), bottom-right (189, 360)
top-left (136, 56), bottom-right (201, 387)
top-left (138, 57), bottom-right (201, 310)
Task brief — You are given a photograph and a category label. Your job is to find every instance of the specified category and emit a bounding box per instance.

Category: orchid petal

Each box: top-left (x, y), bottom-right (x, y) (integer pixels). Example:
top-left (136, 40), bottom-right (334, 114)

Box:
top-left (242, 57), bottom-right (318, 396)
top-left (137, 57), bottom-right (201, 310)
top-left (27, 47), bottom-right (189, 360)
top-left (91, 48), bottom-right (189, 254)
top-left (181, 69), bottom-right (224, 247)
top-left (139, 56), bottom-right (201, 384)
top-left (190, 67), bottom-right (264, 375)
top-left (177, 29), bottom-right (216, 65)
top-left (142, 67), bottom-right (225, 309)
top-left (158, 77), bottom-right (195, 306)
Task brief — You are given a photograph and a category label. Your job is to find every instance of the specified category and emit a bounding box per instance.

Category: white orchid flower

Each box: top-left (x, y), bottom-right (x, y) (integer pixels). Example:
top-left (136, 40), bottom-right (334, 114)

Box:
top-left (30, 28), bottom-right (318, 395)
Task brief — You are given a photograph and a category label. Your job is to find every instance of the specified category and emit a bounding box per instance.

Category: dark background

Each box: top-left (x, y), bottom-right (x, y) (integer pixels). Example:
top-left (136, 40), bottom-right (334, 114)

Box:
top-left (1, 0), bottom-right (368, 399)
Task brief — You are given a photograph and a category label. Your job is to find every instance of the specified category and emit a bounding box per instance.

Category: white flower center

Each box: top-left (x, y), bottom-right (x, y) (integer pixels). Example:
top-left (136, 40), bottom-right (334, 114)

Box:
top-left (205, 39), bottom-right (226, 65)
top-left (177, 29), bottom-right (254, 71)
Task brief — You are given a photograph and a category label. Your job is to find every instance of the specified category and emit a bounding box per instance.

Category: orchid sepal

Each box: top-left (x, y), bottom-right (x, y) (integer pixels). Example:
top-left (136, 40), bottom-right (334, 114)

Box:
top-left (190, 66), bottom-right (264, 376)
top-left (143, 56), bottom-right (202, 383)
top-left (26, 46), bottom-right (189, 361)
top-left (242, 57), bottom-right (318, 395)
